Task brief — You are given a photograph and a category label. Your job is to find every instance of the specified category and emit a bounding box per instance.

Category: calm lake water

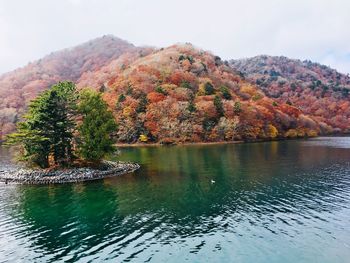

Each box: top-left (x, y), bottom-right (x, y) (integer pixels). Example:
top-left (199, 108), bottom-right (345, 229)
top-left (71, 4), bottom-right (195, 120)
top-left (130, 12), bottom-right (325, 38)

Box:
top-left (0, 137), bottom-right (350, 262)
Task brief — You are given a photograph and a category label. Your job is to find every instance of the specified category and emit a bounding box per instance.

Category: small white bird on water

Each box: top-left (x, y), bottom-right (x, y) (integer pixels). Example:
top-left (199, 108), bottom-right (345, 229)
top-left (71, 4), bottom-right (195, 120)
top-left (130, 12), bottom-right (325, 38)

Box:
top-left (211, 179), bottom-right (216, 184)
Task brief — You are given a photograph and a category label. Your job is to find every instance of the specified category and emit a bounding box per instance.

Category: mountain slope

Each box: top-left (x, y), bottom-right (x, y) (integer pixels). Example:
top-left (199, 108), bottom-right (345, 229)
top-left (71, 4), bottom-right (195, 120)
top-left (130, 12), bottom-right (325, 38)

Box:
top-left (75, 44), bottom-right (327, 143)
top-left (1, 37), bottom-right (349, 143)
top-left (0, 35), bottom-right (135, 139)
top-left (230, 55), bottom-right (350, 132)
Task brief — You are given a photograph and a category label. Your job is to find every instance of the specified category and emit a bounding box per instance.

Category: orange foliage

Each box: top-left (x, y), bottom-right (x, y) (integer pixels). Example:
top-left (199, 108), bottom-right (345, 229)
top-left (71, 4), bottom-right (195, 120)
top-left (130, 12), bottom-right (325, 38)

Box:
top-left (147, 92), bottom-right (166, 103)
top-left (2, 37), bottom-right (349, 143)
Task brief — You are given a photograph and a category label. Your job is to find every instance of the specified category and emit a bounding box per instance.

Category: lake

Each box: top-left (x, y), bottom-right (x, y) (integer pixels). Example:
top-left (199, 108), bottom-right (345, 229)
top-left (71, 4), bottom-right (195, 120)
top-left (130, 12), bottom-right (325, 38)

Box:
top-left (0, 137), bottom-right (350, 262)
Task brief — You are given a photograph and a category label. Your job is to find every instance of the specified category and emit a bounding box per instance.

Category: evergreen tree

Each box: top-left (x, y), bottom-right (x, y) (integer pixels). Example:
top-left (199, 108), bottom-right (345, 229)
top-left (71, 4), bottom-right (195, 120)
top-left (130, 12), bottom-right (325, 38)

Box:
top-left (234, 101), bottom-right (242, 114)
top-left (6, 121), bottom-right (51, 168)
top-left (46, 82), bottom-right (77, 165)
top-left (220, 85), bottom-right (232, 100)
top-left (77, 89), bottom-right (117, 162)
top-left (136, 92), bottom-right (148, 113)
top-left (187, 92), bottom-right (196, 112)
top-left (214, 95), bottom-right (224, 117)
top-left (204, 82), bottom-right (215, 95)
top-left (6, 82), bottom-right (77, 167)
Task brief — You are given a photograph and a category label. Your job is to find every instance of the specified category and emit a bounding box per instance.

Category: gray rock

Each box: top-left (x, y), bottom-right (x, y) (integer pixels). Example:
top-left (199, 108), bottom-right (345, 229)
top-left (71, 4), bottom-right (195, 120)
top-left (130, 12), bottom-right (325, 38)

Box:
top-left (0, 161), bottom-right (140, 185)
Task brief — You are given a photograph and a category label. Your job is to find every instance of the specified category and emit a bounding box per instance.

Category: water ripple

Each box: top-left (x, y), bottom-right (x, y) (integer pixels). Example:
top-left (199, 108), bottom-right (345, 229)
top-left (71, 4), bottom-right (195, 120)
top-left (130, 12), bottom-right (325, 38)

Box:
top-left (1, 139), bottom-right (350, 262)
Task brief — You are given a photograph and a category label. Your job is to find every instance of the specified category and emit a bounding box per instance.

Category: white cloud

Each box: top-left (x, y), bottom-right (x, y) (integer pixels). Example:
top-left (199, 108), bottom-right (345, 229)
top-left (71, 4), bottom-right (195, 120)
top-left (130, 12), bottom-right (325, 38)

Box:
top-left (0, 0), bottom-right (350, 73)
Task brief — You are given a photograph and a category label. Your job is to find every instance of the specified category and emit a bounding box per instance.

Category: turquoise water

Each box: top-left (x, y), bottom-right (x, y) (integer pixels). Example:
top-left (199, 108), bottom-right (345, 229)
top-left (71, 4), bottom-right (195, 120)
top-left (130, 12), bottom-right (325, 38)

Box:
top-left (0, 137), bottom-right (350, 262)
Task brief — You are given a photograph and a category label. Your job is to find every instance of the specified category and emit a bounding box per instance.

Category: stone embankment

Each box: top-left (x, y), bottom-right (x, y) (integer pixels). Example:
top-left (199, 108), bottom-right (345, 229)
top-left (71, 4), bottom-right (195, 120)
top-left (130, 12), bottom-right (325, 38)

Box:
top-left (0, 161), bottom-right (140, 185)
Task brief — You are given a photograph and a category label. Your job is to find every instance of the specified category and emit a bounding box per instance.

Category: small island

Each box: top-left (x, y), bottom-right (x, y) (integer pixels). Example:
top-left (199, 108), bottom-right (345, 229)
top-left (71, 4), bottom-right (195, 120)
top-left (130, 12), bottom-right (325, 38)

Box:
top-left (2, 81), bottom-right (140, 184)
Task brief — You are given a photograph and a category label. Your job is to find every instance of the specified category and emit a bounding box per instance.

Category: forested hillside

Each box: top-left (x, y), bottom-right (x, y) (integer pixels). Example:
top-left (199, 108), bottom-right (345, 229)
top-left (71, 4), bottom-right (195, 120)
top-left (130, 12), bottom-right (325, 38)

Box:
top-left (76, 44), bottom-right (329, 143)
top-left (0, 35), bottom-right (135, 139)
top-left (1, 36), bottom-right (349, 143)
top-left (230, 56), bottom-right (350, 132)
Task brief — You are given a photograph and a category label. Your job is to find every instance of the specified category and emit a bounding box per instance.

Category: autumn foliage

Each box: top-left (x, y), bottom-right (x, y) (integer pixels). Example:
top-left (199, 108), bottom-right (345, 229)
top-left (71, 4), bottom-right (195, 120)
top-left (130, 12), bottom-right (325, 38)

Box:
top-left (0, 35), bottom-right (136, 140)
top-left (230, 55), bottom-right (350, 133)
top-left (1, 37), bottom-right (349, 143)
top-left (74, 43), bottom-right (330, 143)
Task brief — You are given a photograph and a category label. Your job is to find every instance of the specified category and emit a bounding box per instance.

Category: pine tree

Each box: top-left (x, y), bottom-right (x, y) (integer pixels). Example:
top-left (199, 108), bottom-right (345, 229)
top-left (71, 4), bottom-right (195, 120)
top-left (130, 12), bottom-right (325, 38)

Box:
top-left (45, 82), bottom-right (77, 165)
top-left (77, 89), bottom-right (117, 162)
top-left (6, 82), bottom-right (77, 167)
top-left (136, 92), bottom-right (148, 113)
top-left (214, 95), bottom-right (224, 117)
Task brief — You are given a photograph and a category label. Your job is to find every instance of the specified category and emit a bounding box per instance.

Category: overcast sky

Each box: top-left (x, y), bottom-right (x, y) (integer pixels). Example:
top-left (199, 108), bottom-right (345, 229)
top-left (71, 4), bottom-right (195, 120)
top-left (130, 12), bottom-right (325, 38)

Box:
top-left (0, 0), bottom-right (350, 74)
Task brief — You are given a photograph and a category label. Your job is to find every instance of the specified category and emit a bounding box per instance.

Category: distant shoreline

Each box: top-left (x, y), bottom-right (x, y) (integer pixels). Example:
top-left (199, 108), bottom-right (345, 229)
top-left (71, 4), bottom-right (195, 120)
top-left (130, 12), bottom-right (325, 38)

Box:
top-left (115, 140), bottom-right (244, 147)
top-left (114, 134), bottom-right (350, 147)
top-left (2, 134), bottom-right (349, 148)
top-left (114, 138), bottom-right (296, 147)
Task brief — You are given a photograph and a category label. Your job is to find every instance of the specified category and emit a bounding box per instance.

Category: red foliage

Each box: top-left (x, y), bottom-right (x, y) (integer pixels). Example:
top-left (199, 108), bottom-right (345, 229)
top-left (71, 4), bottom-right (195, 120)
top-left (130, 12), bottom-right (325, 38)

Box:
top-left (231, 55), bottom-right (350, 132)
top-left (0, 35), bottom-right (136, 138)
top-left (2, 38), bottom-right (348, 143)
top-left (147, 92), bottom-right (166, 103)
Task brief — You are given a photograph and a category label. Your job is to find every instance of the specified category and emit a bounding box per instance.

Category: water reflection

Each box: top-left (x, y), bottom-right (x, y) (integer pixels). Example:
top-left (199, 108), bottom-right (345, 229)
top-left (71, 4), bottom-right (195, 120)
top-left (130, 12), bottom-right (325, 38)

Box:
top-left (0, 138), bottom-right (350, 262)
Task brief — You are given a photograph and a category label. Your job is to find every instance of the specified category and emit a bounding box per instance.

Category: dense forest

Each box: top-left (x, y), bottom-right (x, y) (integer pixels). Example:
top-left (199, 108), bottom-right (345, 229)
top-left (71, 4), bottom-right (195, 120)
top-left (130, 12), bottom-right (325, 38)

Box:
top-left (1, 36), bottom-right (349, 143)
top-left (230, 56), bottom-right (350, 132)
top-left (79, 44), bottom-right (327, 143)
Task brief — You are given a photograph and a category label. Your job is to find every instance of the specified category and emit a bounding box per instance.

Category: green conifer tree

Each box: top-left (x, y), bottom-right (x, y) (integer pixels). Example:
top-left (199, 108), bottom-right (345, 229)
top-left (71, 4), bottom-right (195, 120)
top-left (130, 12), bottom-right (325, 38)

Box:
top-left (214, 95), bottom-right (224, 117)
top-left (77, 89), bottom-right (117, 162)
top-left (6, 81), bottom-right (77, 167)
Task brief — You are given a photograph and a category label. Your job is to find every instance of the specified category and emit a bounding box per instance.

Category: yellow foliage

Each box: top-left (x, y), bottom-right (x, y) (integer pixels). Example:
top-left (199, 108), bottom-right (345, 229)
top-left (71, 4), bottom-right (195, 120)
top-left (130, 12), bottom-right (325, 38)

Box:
top-left (197, 84), bottom-right (205, 96)
top-left (162, 83), bottom-right (177, 90)
top-left (267, 124), bottom-right (278, 138)
top-left (123, 106), bottom-right (132, 117)
top-left (139, 134), bottom-right (148, 142)
top-left (297, 129), bottom-right (305, 137)
top-left (306, 129), bottom-right (318, 137)
top-left (160, 68), bottom-right (172, 82)
top-left (240, 84), bottom-right (256, 97)
top-left (285, 129), bottom-right (298, 138)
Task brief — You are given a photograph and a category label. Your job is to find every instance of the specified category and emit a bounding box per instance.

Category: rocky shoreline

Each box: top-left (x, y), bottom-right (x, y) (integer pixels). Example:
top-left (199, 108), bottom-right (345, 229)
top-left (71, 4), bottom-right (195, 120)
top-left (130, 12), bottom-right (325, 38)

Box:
top-left (0, 160), bottom-right (140, 185)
